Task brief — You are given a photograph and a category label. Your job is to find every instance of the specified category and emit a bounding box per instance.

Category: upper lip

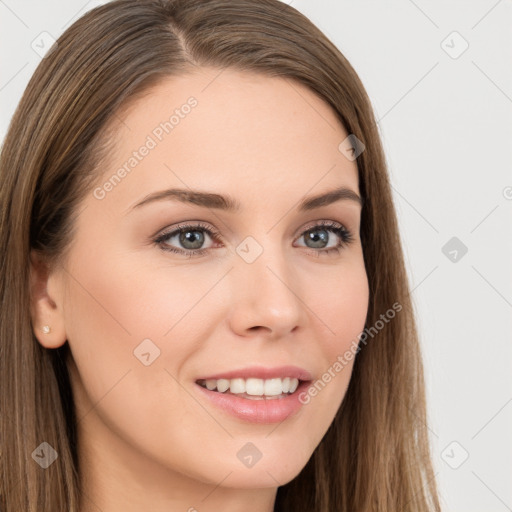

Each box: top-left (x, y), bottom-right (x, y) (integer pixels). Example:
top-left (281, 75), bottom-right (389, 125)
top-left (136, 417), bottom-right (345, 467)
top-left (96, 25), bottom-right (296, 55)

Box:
top-left (196, 365), bottom-right (313, 382)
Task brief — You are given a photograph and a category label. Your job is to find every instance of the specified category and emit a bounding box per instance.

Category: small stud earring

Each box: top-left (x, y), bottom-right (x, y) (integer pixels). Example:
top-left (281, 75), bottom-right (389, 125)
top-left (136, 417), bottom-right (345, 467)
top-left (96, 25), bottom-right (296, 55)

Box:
top-left (42, 325), bottom-right (51, 334)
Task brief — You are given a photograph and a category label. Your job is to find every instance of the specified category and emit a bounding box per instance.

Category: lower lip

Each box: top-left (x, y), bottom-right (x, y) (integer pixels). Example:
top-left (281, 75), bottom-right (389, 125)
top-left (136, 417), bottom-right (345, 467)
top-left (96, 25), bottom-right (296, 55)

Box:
top-left (195, 381), bottom-right (311, 424)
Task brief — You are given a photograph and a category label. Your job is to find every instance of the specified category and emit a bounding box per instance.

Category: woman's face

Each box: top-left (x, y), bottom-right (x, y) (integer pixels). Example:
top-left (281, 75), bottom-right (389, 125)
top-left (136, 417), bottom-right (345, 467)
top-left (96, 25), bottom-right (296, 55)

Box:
top-left (38, 68), bottom-right (368, 495)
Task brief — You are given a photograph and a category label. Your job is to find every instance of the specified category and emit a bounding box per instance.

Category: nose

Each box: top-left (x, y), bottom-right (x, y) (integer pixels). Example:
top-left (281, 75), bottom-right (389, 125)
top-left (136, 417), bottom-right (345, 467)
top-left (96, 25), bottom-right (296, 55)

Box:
top-left (227, 246), bottom-right (305, 340)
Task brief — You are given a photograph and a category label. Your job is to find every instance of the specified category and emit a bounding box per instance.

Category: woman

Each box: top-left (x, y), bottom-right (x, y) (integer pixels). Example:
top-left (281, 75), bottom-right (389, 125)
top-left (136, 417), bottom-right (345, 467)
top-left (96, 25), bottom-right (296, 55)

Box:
top-left (0, 0), bottom-right (441, 510)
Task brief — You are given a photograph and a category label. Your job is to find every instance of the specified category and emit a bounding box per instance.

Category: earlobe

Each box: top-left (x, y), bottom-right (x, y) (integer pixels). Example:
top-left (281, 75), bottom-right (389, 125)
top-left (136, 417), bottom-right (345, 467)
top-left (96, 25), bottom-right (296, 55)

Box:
top-left (29, 250), bottom-right (67, 349)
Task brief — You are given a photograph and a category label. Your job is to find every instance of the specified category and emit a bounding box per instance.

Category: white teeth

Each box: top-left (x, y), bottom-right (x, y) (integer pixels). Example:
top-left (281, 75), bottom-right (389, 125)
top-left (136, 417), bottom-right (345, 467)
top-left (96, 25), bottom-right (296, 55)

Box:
top-left (199, 377), bottom-right (301, 396)
top-left (229, 378), bottom-right (246, 394)
top-left (216, 379), bottom-right (230, 393)
top-left (264, 378), bottom-right (283, 396)
top-left (246, 378), bottom-right (264, 395)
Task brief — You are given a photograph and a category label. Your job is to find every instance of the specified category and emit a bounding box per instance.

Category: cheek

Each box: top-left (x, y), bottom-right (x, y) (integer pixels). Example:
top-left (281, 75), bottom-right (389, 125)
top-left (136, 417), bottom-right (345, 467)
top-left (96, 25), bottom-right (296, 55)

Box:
top-left (64, 252), bottom-right (199, 346)
top-left (61, 251), bottom-right (187, 412)
top-left (62, 247), bottom-right (222, 416)
top-left (62, 254), bottom-right (209, 470)
top-left (312, 257), bottom-right (369, 353)
top-left (298, 258), bottom-right (368, 416)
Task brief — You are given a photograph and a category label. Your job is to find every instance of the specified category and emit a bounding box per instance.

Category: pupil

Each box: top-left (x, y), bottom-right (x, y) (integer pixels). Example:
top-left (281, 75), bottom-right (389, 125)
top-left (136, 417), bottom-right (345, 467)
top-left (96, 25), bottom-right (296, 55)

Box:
top-left (307, 229), bottom-right (328, 248)
top-left (180, 230), bottom-right (204, 250)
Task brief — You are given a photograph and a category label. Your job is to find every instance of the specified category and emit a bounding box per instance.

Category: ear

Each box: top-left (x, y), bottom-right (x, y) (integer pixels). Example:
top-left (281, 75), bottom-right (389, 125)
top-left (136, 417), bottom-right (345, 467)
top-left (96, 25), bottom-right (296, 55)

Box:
top-left (29, 249), bottom-right (67, 349)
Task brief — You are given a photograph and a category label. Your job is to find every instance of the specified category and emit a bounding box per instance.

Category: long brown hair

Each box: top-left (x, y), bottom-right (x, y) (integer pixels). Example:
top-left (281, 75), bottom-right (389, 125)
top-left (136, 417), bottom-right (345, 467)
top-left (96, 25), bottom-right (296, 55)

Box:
top-left (0, 1), bottom-right (441, 510)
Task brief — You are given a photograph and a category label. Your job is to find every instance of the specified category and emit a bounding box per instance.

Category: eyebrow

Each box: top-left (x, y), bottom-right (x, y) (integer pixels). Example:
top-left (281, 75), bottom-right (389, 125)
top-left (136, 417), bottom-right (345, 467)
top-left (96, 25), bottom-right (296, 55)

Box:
top-left (128, 185), bottom-right (363, 214)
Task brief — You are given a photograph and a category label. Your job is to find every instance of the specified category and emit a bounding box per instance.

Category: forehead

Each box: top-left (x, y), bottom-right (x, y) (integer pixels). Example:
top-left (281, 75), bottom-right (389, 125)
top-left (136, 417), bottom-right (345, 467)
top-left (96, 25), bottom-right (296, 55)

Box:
top-left (92, 68), bottom-right (359, 212)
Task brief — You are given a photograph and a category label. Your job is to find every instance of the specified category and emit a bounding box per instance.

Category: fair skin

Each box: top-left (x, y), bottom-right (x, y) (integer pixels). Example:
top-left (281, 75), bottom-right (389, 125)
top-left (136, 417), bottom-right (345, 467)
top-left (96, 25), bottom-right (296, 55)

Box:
top-left (30, 67), bottom-right (369, 512)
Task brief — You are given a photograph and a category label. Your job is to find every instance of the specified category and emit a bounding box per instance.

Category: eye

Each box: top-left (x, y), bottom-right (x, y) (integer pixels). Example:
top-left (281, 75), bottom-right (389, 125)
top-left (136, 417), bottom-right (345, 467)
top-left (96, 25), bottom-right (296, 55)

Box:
top-left (153, 220), bottom-right (354, 258)
top-left (293, 220), bottom-right (354, 256)
top-left (153, 221), bottom-right (220, 258)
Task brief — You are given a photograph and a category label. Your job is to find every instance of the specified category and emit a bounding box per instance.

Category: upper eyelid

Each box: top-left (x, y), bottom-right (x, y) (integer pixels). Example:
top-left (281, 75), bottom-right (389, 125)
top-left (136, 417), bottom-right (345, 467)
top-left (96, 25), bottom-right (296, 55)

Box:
top-left (155, 222), bottom-right (221, 241)
top-left (156, 219), bottom-right (350, 239)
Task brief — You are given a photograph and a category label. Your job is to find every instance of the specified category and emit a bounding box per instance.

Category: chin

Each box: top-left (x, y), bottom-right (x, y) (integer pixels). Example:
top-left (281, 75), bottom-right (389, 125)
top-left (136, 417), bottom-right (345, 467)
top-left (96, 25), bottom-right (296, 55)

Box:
top-left (197, 447), bottom-right (312, 489)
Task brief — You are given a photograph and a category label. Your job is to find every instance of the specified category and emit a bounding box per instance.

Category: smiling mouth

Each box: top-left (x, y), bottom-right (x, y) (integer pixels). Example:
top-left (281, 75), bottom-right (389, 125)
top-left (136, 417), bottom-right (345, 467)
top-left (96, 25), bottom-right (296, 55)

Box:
top-left (196, 377), bottom-right (304, 400)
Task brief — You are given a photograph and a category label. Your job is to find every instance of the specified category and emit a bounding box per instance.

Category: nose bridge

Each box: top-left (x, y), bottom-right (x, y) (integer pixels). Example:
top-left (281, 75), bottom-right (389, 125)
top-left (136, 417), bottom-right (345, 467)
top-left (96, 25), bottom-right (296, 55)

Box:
top-left (229, 232), bottom-right (304, 336)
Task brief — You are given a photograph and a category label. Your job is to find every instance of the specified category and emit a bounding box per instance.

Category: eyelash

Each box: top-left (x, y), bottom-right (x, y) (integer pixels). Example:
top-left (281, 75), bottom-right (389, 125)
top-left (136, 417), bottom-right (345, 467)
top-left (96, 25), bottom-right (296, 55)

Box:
top-left (153, 220), bottom-right (354, 259)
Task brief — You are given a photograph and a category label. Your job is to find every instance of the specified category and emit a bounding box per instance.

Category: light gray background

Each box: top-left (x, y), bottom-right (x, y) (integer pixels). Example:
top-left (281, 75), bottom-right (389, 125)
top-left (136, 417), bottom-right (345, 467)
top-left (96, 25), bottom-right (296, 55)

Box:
top-left (1, 1), bottom-right (511, 510)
